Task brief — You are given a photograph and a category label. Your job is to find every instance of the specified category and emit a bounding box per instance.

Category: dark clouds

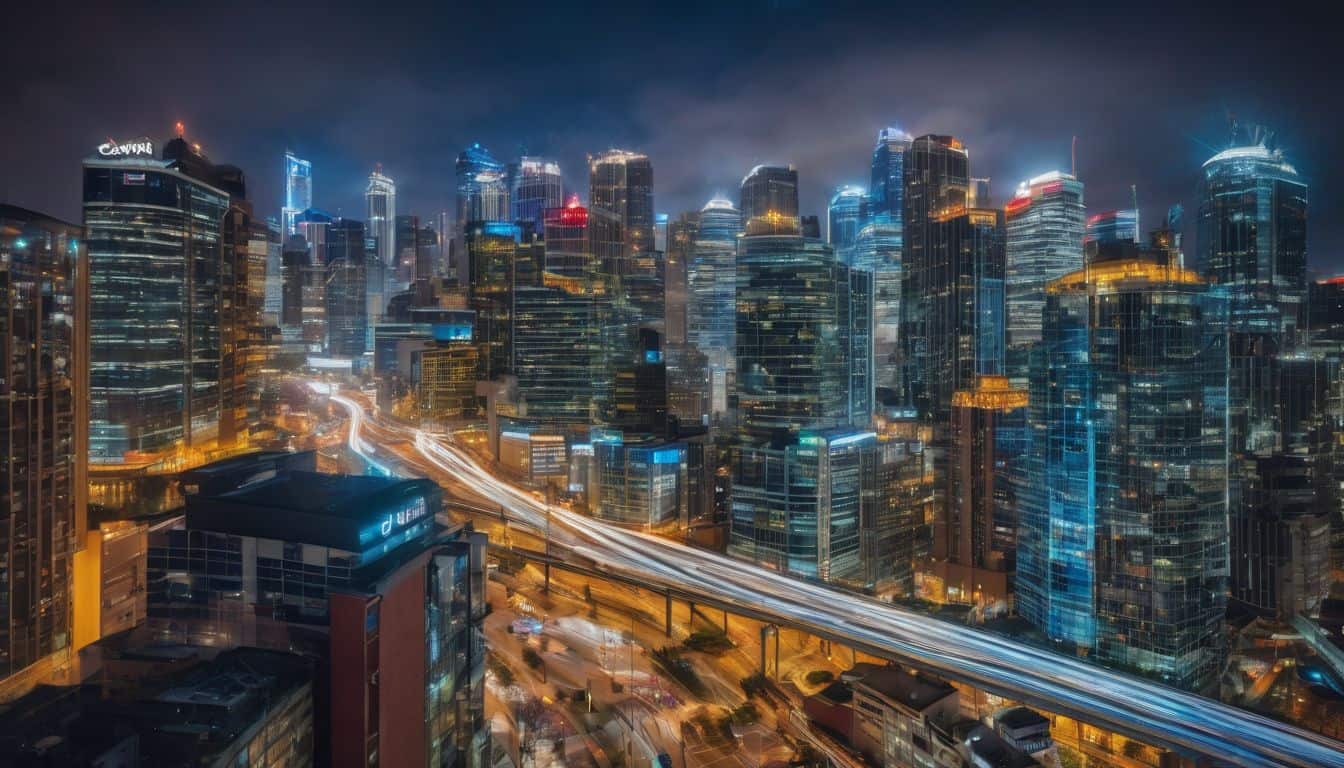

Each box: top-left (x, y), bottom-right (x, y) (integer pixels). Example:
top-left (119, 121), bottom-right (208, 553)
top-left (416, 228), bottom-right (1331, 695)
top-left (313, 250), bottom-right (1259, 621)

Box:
top-left (3, 1), bottom-right (1339, 266)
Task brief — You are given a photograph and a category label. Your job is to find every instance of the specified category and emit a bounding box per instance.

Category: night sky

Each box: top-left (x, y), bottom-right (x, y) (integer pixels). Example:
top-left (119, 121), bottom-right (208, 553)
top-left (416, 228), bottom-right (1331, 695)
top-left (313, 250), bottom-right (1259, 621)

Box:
top-left (4, 1), bottom-right (1339, 268)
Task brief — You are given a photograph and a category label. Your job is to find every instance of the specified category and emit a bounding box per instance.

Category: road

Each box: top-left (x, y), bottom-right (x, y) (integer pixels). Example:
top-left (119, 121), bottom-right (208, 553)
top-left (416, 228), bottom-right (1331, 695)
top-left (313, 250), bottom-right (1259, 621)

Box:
top-left (327, 390), bottom-right (1344, 768)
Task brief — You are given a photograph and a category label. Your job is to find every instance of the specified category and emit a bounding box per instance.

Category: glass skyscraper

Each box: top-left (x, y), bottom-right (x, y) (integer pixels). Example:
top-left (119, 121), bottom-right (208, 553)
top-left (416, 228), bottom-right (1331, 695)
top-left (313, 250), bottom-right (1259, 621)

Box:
top-left (455, 143), bottom-right (509, 255)
top-left (869, 127), bottom-right (911, 227)
top-left (324, 218), bottom-right (369, 358)
top-left (827, 185), bottom-right (867, 262)
top-left (1004, 171), bottom-right (1084, 385)
top-left (1083, 208), bottom-right (1138, 259)
top-left (512, 276), bottom-right (604, 425)
top-left (365, 166), bottom-right (396, 269)
top-left (84, 143), bottom-right (230, 462)
top-left (739, 164), bottom-right (799, 225)
top-left (900, 134), bottom-right (970, 416)
top-left (1019, 253), bottom-right (1229, 691)
top-left (588, 149), bottom-right (655, 271)
top-left (509, 156), bottom-right (563, 233)
top-left (0, 205), bottom-right (87, 683)
top-left (687, 197), bottom-right (741, 415)
top-left (282, 150), bottom-right (311, 236)
top-left (852, 221), bottom-right (902, 393)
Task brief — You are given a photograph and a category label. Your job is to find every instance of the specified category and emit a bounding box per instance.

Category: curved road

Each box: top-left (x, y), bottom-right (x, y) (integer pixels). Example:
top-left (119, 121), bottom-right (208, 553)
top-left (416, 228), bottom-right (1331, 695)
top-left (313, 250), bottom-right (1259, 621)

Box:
top-left (329, 391), bottom-right (1344, 768)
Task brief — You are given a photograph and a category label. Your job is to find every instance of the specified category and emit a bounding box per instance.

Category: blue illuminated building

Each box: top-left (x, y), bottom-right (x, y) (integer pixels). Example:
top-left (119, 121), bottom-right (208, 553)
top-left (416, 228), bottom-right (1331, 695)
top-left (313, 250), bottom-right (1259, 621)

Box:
top-left (1018, 253), bottom-right (1229, 690)
top-left (282, 150), bottom-right (311, 236)
top-left (869, 126), bottom-right (911, 227)
top-left (827, 185), bottom-right (867, 261)
top-left (589, 428), bottom-right (690, 527)
top-left (687, 197), bottom-right (741, 414)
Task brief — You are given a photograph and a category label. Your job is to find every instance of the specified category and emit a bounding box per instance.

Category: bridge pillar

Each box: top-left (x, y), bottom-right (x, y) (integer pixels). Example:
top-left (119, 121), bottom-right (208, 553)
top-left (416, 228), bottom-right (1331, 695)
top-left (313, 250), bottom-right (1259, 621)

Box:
top-left (665, 592), bottom-right (673, 637)
top-left (760, 625), bottom-right (780, 679)
top-left (543, 561), bottom-right (550, 593)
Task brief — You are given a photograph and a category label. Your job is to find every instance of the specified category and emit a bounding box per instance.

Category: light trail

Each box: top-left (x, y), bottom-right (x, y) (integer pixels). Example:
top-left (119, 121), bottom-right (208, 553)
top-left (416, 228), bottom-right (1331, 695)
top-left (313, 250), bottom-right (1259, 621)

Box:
top-left (330, 387), bottom-right (1344, 767)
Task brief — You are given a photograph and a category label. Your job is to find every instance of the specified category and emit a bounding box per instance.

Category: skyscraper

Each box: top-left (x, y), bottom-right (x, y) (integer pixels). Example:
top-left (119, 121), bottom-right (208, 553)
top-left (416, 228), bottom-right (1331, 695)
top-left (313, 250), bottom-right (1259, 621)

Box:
top-left (1018, 249), bottom-right (1229, 690)
top-left (852, 221), bottom-right (902, 394)
top-left (1004, 171), bottom-right (1085, 384)
top-left (324, 218), bottom-right (368, 358)
top-left (0, 205), bottom-right (87, 685)
top-left (366, 166), bottom-right (396, 269)
top-left (1083, 209), bottom-right (1138, 258)
top-left (688, 197), bottom-right (741, 415)
top-left (466, 222), bottom-right (521, 381)
top-left (739, 164), bottom-right (799, 225)
top-left (588, 149), bottom-right (655, 271)
top-left (543, 198), bottom-right (592, 278)
top-left (827, 185), bottom-right (867, 261)
top-left (727, 228), bottom-right (876, 582)
top-left (282, 150), bottom-right (311, 236)
top-left (869, 127), bottom-right (912, 227)
top-left (509, 156), bottom-right (563, 232)
top-left (1198, 138), bottom-right (1307, 339)
top-left (735, 233), bottom-right (866, 441)
top-left (513, 274), bottom-right (604, 426)
top-left (455, 143), bottom-right (509, 255)
top-left (900, 134), bottom-right (970, 415)
top-left (1199, 135), bottom-right (1312, 618)
top-left (84, 135), bottom-right (231, 462)
top-left (908, 204), bottom-right (1005, 419)
top-left (664, 210), bottom-right (698, 346)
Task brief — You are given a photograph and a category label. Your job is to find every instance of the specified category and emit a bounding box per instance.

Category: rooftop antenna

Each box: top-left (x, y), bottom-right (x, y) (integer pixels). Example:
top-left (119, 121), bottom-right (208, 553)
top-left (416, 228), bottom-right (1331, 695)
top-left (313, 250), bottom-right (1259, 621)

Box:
top-left (1071, 136), bottom-right (1077, 177)
top-left (1225, 108), bottom-right (1239, 147)
top-left (1130, 184), bottom-right (1140, 243)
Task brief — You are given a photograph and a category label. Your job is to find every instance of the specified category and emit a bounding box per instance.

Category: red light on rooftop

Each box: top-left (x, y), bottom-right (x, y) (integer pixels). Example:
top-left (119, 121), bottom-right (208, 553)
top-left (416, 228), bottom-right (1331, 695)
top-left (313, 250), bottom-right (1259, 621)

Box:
top-left (1005, 197), bottom-right (1031, 215)
top-left (1041, 181), bottom-right (1063, 195)
top-left (1320, 275), bottom-right (1344, 285)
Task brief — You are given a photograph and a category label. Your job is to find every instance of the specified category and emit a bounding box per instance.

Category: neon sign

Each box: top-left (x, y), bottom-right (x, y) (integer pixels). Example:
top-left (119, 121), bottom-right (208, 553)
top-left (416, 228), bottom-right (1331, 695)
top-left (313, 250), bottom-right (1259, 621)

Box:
top-left (377, 496), bottom-right (429, 538)
top-left (97, 137), bottom-right (155, 158)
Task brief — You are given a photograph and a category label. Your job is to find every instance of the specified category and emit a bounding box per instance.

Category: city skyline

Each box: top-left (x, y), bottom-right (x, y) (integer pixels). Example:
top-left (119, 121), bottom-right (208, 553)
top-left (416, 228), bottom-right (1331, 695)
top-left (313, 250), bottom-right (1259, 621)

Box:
top-left (3, 2), bottom-right (1340, 265)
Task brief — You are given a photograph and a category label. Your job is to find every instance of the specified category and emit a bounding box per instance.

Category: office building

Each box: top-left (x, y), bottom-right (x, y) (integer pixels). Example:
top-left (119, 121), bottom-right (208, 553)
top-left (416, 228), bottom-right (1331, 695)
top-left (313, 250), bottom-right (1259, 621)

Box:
top-left (512, 274), bottom-right (604, 425)
top-left (151, 452), bottom-right (490, 768)
top-left (687, 198), bottom-right (741, 414)
top-left (827, 185), bottom-right (867, 260)
top-left (664, 210), bottom-right (698, 346)
top-left (852, 220), bottom-right (902, 394)
top-left (869, 127), bottom-right (912, 227)
top-left (293, 207), bottom-right (331, 262)
top-left (366, 165), bottom-right (396, 269)
top-left (901, 134), bottom-right (971, 415)
top-left (589, 429), bottom-right (690, 528)
top-left (612, 327), bottom-right (669, 436)
top-left (739, 164), bottom-right (799, 224)
top-left (0, 206), bottom-right (87, 687)
top-left (735, 233), bottom-right (870, 441)
top-left (456, 143), bottom-right (509, 253)
top-left (925, 375), bottom-right (1027, 608)
top-left (282, 150), bottom-right (311, 235)
top-left (466, 222), bottom-right (520, 381)
top-left (1018, 252), bottom-right (1228, 690)
top-left (544, 198), bottom-right (593, 278)
top-left (1004, 171), bottom-right (1085, 385)
top-left (909, 204), bottom-right (1006, 419)
top-left (84, 135), bottom-right (233, 462)
top-left (588, 149), bottom-right (655, 271)
top-left (509, 156), bottom-right (563, 232)
top-left (324, 218), bottom-right (368, 358)
top-left (1199, 138), bottom-right (1307, 334)
top-left (1083, 209), bottom-right (1138, 258)
top-left (731, 429), bottom-right (881, 584)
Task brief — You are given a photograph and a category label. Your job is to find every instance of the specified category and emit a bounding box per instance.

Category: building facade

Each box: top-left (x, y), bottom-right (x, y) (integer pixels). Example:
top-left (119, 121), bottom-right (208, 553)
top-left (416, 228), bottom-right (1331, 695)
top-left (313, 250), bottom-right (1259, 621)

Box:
top-left (0, 206), bottom-right (87, 685)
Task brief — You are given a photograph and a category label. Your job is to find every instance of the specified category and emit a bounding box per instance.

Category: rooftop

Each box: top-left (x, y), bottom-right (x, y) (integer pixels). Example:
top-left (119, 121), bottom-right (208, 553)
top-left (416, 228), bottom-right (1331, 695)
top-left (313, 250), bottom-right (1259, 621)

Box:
top-left (845, 662), bottom-right (957, 713)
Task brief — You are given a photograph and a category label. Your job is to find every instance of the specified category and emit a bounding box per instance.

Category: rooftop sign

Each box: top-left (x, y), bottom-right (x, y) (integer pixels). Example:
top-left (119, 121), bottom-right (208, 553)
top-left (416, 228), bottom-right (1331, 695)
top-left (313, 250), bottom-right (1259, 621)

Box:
top-left (97, 137), bottom-right (155, 158)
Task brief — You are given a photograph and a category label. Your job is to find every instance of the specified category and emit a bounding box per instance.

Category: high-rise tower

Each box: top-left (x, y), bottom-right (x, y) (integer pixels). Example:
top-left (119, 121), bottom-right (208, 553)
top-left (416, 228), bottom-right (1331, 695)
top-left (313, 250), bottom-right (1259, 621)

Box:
top-left (0, 205), bottom-right (87, 684)
top-left (366, 166), bottom-right (396, 269)
top-left (282, 150), bottom-right (311, 236)
top-left (1004, 171), bottom-right (1085, 384)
